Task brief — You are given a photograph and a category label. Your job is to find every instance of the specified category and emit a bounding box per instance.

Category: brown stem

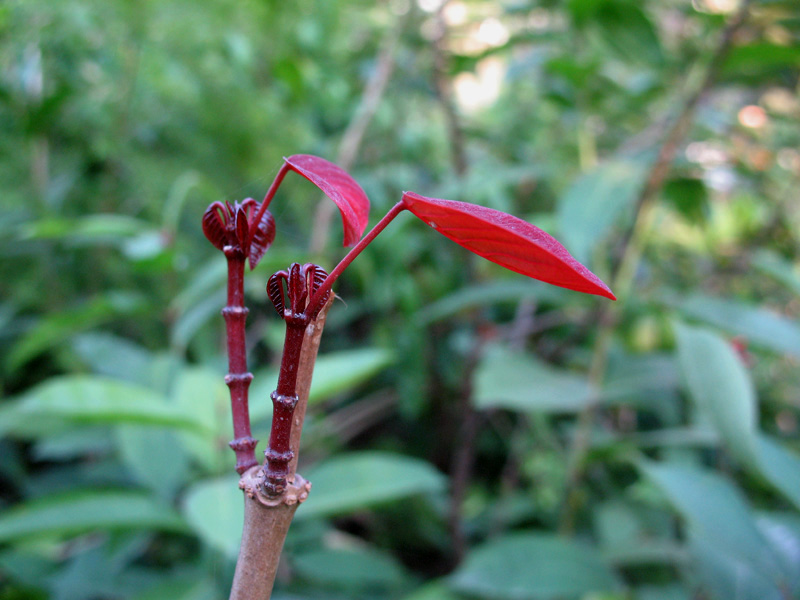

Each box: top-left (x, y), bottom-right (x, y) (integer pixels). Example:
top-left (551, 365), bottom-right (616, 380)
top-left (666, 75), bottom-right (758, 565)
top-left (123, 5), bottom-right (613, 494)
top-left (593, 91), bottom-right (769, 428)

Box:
top-left (432, 3), bottom-right (468, 177)
top-left (229, 298), bottom-right (333, 600)
top-left (229, 467), bottom-right (311, 600)
top-left (612, 0), bottom-right (751, 279)
top-left (429, 10), bottom-right (475, 555)
top-left (447, 403), bottom-right (480, 564)
top-left (309, 17), bottom-right (405, 253)
top-left (288, 295), bottom-right (334, 481)
top-left (223, 249), bottom-right (257, 474)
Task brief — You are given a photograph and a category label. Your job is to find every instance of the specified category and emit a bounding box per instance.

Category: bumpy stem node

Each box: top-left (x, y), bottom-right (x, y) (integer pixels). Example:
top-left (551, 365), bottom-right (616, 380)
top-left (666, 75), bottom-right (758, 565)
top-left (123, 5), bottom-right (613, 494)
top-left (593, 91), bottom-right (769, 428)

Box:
top-left (261, 263), bottom-right (329, 495)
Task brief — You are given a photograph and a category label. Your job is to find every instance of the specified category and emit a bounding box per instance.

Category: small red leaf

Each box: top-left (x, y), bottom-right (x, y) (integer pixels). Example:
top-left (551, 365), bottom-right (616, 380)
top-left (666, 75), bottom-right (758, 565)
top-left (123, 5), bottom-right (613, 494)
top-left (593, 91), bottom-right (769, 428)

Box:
top-left (284, 154), bottom-right (370, 247)
top-left (235, 206), bottom-right (249, 249)
top-left (202, 202), bottom-right (228, 250)
top-left (248, 209), bottom-right (276, 270)
top-left (402, 191), bottom-right (615, 300)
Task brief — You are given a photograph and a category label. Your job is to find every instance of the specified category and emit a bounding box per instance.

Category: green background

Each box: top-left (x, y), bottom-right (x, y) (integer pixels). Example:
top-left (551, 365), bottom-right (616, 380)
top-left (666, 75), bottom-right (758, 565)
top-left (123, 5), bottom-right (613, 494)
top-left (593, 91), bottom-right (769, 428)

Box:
top-left (1, 0), bottom-right (800, 598)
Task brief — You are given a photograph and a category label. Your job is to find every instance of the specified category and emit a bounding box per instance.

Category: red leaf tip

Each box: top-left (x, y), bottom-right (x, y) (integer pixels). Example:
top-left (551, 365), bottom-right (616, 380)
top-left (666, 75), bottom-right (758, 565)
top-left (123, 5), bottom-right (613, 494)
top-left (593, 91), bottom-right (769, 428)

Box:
top-left (401, 191), bottom-right (616, 300)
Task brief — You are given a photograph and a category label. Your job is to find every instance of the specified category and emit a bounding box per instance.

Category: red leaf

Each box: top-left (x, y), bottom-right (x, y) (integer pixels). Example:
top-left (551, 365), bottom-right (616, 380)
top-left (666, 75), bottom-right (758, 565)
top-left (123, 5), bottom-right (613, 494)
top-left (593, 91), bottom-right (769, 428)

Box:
top-left (202, 202), bottom-right (227, 250)
top-left (284, 154), bottom-right (370, 247)
top-left (401, 191), bottom-right (616, 300)
top-left (248, 208), bottom-right (276, 270)
top-left (235, 206), bottom-right (249, 249)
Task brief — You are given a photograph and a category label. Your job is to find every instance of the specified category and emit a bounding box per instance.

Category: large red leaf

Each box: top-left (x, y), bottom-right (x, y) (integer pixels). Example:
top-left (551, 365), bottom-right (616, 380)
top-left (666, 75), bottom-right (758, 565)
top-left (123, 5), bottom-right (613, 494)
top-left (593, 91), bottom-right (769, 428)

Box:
top-left (284, 154), bottom-right (370, 247)
top-left (402, 191), bottom-right (615, 300)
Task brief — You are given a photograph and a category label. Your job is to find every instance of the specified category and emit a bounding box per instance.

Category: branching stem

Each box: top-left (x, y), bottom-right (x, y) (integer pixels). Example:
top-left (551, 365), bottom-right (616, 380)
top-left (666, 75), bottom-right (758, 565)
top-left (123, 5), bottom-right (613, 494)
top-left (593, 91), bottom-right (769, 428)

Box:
top-left (307, 200), bottom-right (406, 316)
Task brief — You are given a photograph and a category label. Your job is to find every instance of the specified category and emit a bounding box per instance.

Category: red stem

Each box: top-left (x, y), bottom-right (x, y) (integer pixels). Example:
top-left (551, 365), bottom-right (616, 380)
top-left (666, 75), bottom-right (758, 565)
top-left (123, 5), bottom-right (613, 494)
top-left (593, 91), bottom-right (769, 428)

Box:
top-left (223, 248), bottom-right (258, 474)
top-left (262, 321), bottom-right (307, 494)
top-left (251, 163), bottom-right (290, 234)
top-left (306, 200), bottom-right (407, 316)
top-left (261, 200), bottom-right (408, 494)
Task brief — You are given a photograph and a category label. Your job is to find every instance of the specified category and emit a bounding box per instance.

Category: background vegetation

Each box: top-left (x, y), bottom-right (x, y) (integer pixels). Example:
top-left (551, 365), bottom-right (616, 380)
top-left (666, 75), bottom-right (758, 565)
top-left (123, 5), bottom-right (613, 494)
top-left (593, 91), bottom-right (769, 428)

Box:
top-left (2, 0), bottom-right (800, 598)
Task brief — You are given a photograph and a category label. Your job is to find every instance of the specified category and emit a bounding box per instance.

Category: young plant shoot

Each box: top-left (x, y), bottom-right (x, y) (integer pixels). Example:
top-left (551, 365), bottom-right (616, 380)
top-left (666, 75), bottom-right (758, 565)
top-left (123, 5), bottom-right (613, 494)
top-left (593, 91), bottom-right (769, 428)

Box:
top-left (202, 154), bottom-right (615, 599)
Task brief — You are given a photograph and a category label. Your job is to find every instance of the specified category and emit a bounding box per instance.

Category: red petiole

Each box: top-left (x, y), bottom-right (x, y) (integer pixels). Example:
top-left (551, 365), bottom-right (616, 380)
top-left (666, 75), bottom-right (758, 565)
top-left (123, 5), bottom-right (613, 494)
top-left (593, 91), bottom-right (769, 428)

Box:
top-left (306, 200), bottom-right (406, 318)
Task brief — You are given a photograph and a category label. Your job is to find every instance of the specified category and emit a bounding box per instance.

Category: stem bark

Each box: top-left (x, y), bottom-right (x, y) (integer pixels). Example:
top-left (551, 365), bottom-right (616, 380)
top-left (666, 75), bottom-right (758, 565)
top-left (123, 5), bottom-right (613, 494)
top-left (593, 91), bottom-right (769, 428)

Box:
top-left (228, 297), bottom-right (333, 600)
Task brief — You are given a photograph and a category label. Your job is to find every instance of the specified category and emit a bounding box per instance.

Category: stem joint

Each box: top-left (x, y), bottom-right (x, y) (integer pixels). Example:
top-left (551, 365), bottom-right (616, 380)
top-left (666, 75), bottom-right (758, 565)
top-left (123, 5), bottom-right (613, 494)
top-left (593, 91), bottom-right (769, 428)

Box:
top-left (271, 391), bottom-right (299, 410)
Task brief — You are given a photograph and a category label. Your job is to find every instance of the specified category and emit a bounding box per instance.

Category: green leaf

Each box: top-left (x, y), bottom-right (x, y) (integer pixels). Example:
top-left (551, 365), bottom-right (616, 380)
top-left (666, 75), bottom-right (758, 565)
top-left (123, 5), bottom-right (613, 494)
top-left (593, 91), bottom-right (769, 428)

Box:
top-left (292, 548), bottom-right (408, 590)
top-left (297, 452), bottom-right (446, 521)
top-left (675, 323), bottom-right (759, 469)
top-left (401, 581), bottom-right (463, 600)
top-left (641, 461), bottom-right (784, 582)
top-left (557, 160), bottom-right (646, 265)
top-left (307, 348), bottom-right (394, 403)
top-left (172, 367), bottom-right (231, 473)
top-left (593, 2), bottom-right (664, 66)
top-left (593, 501), bottom-right (685, 566)
top-left (171, 291), bottom-right (225, 351)
top-left (0, 490), bottom-right (187, 542)
top-left (8, 293), bottom-right (147, 371)
top-left (250, 348), bottom-right (394, 419)
top-left (17, 215), bottom-right (149, 246)
top-left (418, 280), bottom-right (565, 325)
top-left (676, 294), bottom-right (800, 358)
top-left (755, 435), bottom-right (800, 511)
top-left (602, 352), bottom-right (679, 406)
top-left (690, 538), bottom-right (785, 600)
top-left (675, 323), bottom-right (800, 510)
top-left (33, 428), bottom-right (113, 461)
top-left (181, 475), bottom-right (242, 559)
top-left (663, 177), bottom-right (709, 224)
top-left (116, 425), bottom-right (189, 500)
top-left (723, 43), bottom-right (800, 78)
top-left (752, 250), bottom-right (800, 295)
top-left (757, 512), bottom-right (800, 597)
top-left (474, 345), bottom-right (591, 413)
top-left (450, 533), bottom-right (620, 599)
top-left (72, 333), bottom-right (157, 385)
top-left (635, 585), bottom-right (691, 600)
top-left (132, 577), bottom-right (220, 600)
top-left (689, 530), bottom-right (785, 600)
top-left (0, 375), bottom-right (209, 438)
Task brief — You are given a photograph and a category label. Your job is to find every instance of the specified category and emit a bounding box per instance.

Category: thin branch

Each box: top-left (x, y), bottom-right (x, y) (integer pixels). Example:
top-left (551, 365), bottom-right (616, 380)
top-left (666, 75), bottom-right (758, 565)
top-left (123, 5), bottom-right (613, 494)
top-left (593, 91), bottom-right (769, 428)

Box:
top-left (309, 18), bottom-right (405, 253)
top-left (432, 3), bottom-right (468, 177)
top-left (559, 0), bottom-right (754, 534)
top-left (613, 0), bottom-right (751, 279)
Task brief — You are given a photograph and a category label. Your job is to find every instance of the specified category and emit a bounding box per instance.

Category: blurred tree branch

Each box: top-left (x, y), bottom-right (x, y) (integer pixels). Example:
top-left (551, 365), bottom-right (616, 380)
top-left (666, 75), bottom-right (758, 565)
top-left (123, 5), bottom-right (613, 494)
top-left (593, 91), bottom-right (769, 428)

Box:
top-left (309, 17), bottom-right (406, 253)
top-left (560, 0), bottom-right (755, 535)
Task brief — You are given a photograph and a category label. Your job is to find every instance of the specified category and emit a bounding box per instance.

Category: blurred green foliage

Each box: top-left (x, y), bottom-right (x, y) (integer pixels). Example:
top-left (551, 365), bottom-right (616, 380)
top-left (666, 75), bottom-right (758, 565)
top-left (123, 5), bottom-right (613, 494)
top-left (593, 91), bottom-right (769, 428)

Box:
top-left (2, 0), bottom-right (800, 598)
